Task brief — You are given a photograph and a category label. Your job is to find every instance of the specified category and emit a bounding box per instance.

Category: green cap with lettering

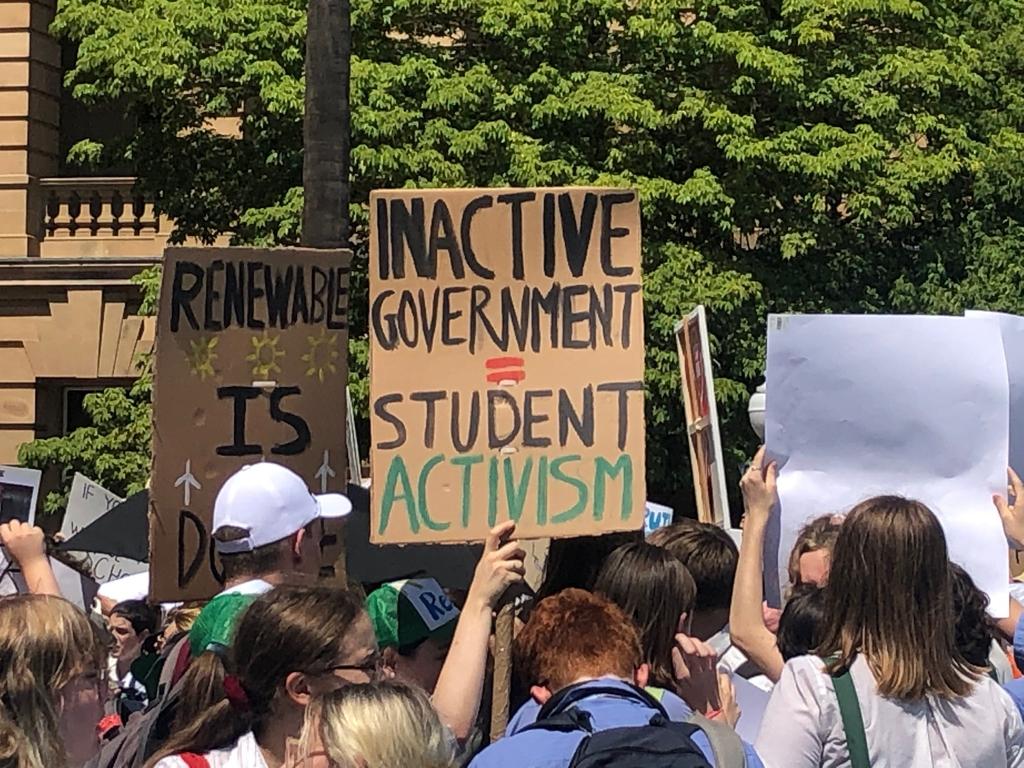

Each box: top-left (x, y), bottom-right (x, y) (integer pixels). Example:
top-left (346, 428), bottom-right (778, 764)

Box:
top-left (365, 577), bottom-right (460, 651)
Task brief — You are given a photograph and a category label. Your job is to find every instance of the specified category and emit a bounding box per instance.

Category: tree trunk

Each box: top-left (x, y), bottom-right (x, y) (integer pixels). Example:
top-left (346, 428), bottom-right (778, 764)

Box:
top-left (302, 0), bottom-right (350, 248)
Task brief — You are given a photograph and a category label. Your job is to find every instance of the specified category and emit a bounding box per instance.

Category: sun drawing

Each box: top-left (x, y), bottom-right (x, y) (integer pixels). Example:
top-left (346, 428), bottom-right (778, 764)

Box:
top-left (247, 331), bottom-right (285, 378)
top-left (302, 328), bottom-right (340, 383)
top-left (186, 336), bottom-right (218, 380)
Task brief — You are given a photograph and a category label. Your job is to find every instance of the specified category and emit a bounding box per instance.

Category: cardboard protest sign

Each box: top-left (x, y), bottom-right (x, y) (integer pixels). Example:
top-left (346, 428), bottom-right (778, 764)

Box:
top-left (644, 501), bottom-right (673, 536)
top-left (675, 307), bottom-right (729, 526)
top-left (60, 473), bottom-right (147, 583)
top-left (150, 247), bottom-right (351, 601)
top-left (0, 465), bottom-right (40, 526)
top-left (0, 553), bottom-right (99, 612)
top-left (369, 188), bottom-right (646, 543)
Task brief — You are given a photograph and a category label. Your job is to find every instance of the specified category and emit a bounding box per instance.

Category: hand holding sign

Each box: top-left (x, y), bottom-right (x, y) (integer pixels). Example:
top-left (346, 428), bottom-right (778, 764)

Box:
top-left (467, 521), bottom-right (526, 611)
top-left (995, 467), bottom-right (1024, 549)
top-left (0, 520), bottom-right (47, 568)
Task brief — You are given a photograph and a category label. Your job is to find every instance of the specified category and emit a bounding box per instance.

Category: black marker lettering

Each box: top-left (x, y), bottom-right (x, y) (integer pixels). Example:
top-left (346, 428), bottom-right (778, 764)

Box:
top-left (451, 391), bottom-right (480, 452)
top-left (410, 391), bottom-right (447, 449)
top-left (291, 266), bottom-right (310, 325)
top-left (497, 191), bottom-right (536, 280)
top-left (487, 389), bottom-right (522, 449)
top-left (597, 380), bottom-right (644, 450)
top-left (216, 386), bottom-right (261, 456)
top-left (429, 199), bottom-right (465, 279)
top-left (270, 386), bottom-right (311, 455)
top-left (559, 386), bottom-right (594, 447)
top-left (203, 259), bottom-right (224, 331)
top-left (265, 265), bottom-right (294, 329)
top-left (614, 284), bottom-right (642, 348)
top-left (245, 261), bottom-right (266, 329)
top-left (559, 192), bottom-right (597, 277)
top-left (374, 394), bottom-right (407, 449)
top-left (177, 509), bottom-right (206, 588)
top-left (418, 289), bottom-right (440, 352)
top-left (376, 197), bottom-right (391, 279)
top-left (170, 261), bottom-right (203, 332)
top-left (561, 283), bottom-right (591, 349)
top-left (523, 390), bottom-right (553, 448)
top-left (441, 287), bottom-right (467, 346)
top-left (600, 191), bottom-right (635, 277)
top-left (461, 195), bottom-right (495, 279)
top-left (397, 291), bottom-right (419, 347)
top-left (371, 290), bottom-right (399, 350)
top-left (542, 193), bottom-right (556, 277)
top-left (311, 267), bottom-right (329, 324)
top-left (390, 197), bottom-right (431, 278)
top-left (223, 261), bottom-right (246, 328)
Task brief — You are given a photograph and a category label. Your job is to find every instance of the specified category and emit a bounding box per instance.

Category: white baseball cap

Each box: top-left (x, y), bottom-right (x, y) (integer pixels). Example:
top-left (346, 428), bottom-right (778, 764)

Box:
top-left (212, 463), bottom-right (352, 554)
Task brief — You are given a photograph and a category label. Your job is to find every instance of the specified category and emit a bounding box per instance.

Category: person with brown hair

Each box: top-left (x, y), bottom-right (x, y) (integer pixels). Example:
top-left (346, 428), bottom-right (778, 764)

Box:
top-left (148, 584), bottom-right (376, 768)
top-left (594, 541), bottom-right (698, 692)
top-left (785, 514), bottom-right (842, 591)
top-left (299, 681), bottom-right (456, 768)
top-left (648, 520), bottom-right (738, 642)
top-left (756, 495), bottom-right (1024, 767)
top-left (0, 594), bottom-right (107, 768)
top-left (471, 588), bottom-right (762, 768)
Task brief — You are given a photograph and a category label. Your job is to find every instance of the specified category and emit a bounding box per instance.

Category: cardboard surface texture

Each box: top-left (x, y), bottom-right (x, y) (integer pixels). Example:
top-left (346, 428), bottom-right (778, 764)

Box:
top-left (369, 188), bottom-right (646, 543)
top-left (150, 247), bottom-right (351, 602)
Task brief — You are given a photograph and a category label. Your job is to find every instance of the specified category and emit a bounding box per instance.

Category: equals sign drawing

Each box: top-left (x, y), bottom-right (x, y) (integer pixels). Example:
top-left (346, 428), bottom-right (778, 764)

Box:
top-left (485, 356), bottom-right (526, 384)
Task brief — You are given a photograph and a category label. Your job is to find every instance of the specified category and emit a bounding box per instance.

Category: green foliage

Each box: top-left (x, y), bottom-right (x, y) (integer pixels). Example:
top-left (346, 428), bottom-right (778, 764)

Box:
top-left (41, 0), bottom-right (1024, 516)
top-left (18, 269), bottom-right (159, 514)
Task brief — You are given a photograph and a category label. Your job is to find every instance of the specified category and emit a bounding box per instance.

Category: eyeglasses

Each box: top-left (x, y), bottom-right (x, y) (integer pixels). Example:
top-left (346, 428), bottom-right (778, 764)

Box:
top-left (327, 652), bottom-right (385, 679)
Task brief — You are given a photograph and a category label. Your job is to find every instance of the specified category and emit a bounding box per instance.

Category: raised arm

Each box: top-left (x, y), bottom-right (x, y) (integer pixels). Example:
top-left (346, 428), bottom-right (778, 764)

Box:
top-left (729, 447), bottom-right (785, 683)
top-left (995, 468), bottom-right (1024, 658)
top-left (1, 521), bottom-right (61, 598)
top-left (432, 521), bottom-right (525, 742)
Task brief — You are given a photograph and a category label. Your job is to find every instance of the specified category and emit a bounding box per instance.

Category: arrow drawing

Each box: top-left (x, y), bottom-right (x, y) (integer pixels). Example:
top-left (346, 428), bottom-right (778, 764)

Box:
top-left (315, 450), bottom-right (336, 493)
top-left (175, 460), bottom-right (201, 507)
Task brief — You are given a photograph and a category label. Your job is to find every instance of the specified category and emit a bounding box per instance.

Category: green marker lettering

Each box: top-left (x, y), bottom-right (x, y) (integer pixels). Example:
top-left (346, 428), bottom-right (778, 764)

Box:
top-left (487, 456), bottom-right (499, 526)
top-left (417, 454), bottom-right (449, 531)
top-left (452, 454), bottom-right (484, 528)
top-left (594, 454), bottom-right (633, 521)
top-left (550, 455), bottom-right (587, 524)
top-left (503, 457), bottom-right (533, 523)
top-left (536, 456), bottom-right (549, 525)
top-left (379, 456), bottom-right (418, 535)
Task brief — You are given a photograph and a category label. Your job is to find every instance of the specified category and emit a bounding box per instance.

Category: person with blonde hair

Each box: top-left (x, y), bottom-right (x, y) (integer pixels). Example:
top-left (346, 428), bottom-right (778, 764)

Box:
top-left (301, 681), bottom-right (455, 768)
top-left (0, 594), bottom-right (107, 768)
top-left (756, 494), bottom-right (1024, 767)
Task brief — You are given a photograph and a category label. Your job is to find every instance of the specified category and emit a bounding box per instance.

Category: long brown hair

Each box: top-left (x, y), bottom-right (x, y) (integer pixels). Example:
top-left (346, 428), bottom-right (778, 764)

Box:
top-left (594, 542), bottom-right (697, 690)
top-left (0, 595), bottom-right (106, 768)
top-left (786, 513), bottom-right (842, 591)
top-left (148, 584), bottom-right (365, 764)
top-left (818, 496), bottom-right (979, 699)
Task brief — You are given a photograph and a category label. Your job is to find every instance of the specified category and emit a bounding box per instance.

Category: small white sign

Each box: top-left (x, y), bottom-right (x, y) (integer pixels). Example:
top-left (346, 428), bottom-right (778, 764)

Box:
top-left (61, 473), bottom-right (147, 583)
top-left (0, 465), bottom-right (41, 527)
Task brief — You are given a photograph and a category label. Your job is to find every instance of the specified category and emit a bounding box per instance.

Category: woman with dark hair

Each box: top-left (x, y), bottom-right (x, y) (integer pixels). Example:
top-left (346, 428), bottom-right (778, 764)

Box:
top-left (756, 495), bottom-right (1024, 767)
top-left (594, 541), bottom-right (698, 691)
top-left (535, 530), bottom-right (643, 600)
top-left (775, 584), bottom-right (826, 662)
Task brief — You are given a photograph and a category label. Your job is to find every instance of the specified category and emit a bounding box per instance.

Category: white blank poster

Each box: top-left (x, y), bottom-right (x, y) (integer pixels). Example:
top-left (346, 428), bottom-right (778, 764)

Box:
top-left (765, 314), bottom-right (1010, 615)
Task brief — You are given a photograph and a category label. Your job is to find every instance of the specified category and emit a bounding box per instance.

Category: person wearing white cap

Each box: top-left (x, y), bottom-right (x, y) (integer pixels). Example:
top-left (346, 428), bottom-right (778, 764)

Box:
top-left (210, 462), bottom-right (352, 597)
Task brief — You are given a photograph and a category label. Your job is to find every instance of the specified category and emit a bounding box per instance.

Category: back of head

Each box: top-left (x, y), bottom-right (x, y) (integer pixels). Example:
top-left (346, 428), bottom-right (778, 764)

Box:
top-left (819, 496), bottom-right (977, 699)
top-left (514, 588), bottom-right (642, 694)
top-left (594, 542), bottom-right (696, 689)
top-left (151, 584), bottom-right (366, 761)
top-left (0, 595), bottom-right (105, 768)
top-left (949, 563), bottom-right (996, 669)
top-left (536, 530), bottom-right (644, 600)
top-left (648, 520), bottom-right (737, 615)
top-left (777, 584), bottom-right (826, 661)
top-left (307, 681), bottom-right (454, 768)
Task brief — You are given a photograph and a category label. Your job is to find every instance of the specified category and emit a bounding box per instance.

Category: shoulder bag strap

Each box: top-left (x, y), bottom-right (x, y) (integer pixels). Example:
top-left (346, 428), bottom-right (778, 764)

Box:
top-left (831, 669), bottom-right (870, 768)
top-left (178, 754), bottom-right (210, 768)
top-left (685, 713), bottom-right (746, 768)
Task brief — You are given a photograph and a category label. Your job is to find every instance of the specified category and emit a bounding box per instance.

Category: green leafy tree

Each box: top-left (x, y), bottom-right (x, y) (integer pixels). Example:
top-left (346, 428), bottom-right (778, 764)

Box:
top-left (34, 0), bottom-right (1024, 517)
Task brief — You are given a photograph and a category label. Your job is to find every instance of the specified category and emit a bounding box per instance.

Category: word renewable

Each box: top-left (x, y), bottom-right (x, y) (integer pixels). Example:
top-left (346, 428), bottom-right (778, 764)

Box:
top-left (370, 187), bottom-right (646, 544)
top-left (150, 247), bottom-right (351, 602)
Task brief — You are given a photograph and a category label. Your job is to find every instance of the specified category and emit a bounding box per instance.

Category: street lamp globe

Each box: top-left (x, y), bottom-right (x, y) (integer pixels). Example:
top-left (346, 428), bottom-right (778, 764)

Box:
top-left (748, 382), bottom-right (766, 440)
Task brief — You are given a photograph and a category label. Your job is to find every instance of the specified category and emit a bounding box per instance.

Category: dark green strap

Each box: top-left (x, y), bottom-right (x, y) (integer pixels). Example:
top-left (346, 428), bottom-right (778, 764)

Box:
top-left (832, 669), bottom-right (870, 768)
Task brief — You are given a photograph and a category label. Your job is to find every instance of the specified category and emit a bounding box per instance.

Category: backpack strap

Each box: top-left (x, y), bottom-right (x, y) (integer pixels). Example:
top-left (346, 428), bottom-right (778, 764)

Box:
top-left (536, 681), bottom-right (671, 722)
top-left (831, 669), bottom-right (870, 768)
top-left (178, 755), bottom-right (210, 768)
top-left (686, 713), bottom-right (747, 768)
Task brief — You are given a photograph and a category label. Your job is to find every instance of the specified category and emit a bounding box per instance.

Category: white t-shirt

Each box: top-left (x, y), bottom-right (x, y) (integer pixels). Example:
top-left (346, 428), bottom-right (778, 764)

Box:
top-left (755, 655), bottom-right (1024, 768)
top-left (216, 578), bottom-right (273, 597)
top-left (152, 732), bottom-right (268, 768)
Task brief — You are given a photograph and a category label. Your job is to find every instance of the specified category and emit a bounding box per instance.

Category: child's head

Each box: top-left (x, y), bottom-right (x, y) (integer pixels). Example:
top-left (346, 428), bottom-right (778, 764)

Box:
top-left (949, 562), bottom-right (996, 669)
top-left (787, 514), bottom-right (842, 590)
top-left (776, 584), bottom-right (826, 661)
top-left (0, 595), bottom-right (107, 768)
top-left (302, 681), bottom-right (455, 768)
top-left (594, 541), bottom-right (697, 689)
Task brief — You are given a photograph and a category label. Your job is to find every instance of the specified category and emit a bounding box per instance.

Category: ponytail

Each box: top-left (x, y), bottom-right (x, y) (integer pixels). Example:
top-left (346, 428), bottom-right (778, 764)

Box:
top-left (145, 652), bottom-right (255, 766)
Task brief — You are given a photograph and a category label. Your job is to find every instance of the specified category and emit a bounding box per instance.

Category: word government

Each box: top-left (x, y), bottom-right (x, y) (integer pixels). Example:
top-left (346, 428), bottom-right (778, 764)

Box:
top-left (169, 259), bottom-right (349, 333)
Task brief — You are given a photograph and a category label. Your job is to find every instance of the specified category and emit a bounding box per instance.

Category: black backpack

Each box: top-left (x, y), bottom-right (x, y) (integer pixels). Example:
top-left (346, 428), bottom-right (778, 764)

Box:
top-left (522, 683), bottom-right (743, 768)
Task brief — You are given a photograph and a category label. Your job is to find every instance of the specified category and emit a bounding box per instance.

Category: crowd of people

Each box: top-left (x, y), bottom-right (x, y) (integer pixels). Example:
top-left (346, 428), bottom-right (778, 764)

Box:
top-left (2, 455), bottom-right (1024, 767)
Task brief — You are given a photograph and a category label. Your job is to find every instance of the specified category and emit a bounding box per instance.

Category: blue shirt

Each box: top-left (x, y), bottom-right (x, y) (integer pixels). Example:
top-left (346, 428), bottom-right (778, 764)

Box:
top-left (470, 678), bottom-right (764, 768)
top-left (1006, 677), bottom-right (1024, 721)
